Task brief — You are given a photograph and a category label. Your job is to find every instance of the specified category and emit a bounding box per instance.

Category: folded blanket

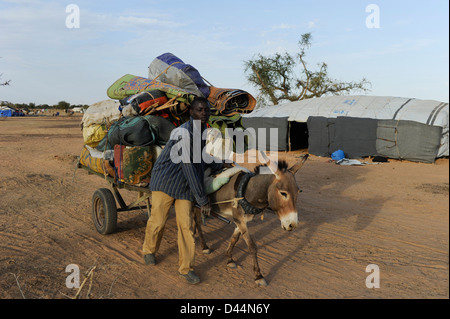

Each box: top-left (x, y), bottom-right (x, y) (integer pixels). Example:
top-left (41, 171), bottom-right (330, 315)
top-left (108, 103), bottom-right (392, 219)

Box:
top-left (204, 165), bottom-right (250, 195)
top-left (148, 53), bottom-right (210, 98)
top-left (207, 87), bottom-right (256, 116)
top-left (107, 74), bottom-right (195, 104)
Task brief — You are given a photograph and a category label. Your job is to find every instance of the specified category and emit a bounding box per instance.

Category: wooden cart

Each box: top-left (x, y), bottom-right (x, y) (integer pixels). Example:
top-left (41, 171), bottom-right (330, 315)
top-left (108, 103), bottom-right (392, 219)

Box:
top-left (77, 162), bottom-right (151, 235)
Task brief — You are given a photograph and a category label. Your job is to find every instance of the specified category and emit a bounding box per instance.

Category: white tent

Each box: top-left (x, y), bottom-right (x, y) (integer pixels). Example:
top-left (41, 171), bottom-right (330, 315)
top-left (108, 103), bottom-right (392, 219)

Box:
top-left (243, 95), bottom-right (449, 162)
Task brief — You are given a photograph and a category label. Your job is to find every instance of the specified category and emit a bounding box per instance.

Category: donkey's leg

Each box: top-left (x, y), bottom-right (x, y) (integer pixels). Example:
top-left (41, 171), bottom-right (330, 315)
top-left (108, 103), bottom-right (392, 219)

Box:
top-left (193, 209), bottom-right (211, 254)
top-left (238, 223), bottom-right (267, 286)
top-left (225, 226), bottom-right (241, 268)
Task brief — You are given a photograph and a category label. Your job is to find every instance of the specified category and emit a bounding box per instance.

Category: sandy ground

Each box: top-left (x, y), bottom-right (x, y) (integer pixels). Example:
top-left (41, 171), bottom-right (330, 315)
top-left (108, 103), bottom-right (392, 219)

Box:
top-left (0, 115), bottom-right (448, 300)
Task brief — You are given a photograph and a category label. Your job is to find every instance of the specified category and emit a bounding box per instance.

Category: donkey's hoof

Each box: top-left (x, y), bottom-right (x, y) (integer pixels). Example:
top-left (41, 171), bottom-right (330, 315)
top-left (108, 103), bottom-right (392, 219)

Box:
top-left (255, 278), bottom-right (268, 286)
top-left (202, 248), bottom-right (212, 255)
top-left (227, 262), bottom-right (237, 269)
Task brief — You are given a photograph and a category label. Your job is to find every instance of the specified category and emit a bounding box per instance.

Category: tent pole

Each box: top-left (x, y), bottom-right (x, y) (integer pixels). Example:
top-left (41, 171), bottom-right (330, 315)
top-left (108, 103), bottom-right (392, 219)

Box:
top-left (288, 121), bottom-right (291, 152)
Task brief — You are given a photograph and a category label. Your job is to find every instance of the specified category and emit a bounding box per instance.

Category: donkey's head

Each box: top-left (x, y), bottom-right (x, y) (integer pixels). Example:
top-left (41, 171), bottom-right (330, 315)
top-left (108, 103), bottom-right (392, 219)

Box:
top-left (261, 154), bottom-right (308, 231)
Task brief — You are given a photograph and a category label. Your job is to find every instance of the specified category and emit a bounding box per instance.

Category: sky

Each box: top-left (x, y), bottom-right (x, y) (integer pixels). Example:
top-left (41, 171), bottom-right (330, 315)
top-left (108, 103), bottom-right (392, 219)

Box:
top-left (0, 0), bottom-right (448, 106)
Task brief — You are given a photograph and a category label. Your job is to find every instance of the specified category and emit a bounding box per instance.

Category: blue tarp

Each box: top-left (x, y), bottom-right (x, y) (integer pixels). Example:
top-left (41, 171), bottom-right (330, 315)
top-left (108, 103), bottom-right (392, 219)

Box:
top-left (0, 109), bottom-right (12, 117)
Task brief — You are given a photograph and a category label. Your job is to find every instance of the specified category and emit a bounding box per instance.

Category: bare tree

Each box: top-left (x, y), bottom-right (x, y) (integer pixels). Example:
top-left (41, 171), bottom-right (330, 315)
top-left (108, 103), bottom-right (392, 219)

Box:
top-left (244, 33), bottom-right (371, 105)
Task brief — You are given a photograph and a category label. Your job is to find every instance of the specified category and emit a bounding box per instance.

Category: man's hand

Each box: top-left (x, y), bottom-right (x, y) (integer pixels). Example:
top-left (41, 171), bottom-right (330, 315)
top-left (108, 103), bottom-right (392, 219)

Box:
top-left (200, 203), bottom-right (211, 216)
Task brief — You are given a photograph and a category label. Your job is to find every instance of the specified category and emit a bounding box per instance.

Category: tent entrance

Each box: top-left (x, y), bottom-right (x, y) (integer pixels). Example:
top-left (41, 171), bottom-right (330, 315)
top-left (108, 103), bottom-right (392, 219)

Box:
top-left (288, 121), bottom-right (309, 151)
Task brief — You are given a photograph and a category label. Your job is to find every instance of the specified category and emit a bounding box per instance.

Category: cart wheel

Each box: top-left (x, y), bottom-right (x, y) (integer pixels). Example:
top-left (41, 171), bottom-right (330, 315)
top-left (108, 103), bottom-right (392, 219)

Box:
top-left (92, 188), bottom-right (117, 234)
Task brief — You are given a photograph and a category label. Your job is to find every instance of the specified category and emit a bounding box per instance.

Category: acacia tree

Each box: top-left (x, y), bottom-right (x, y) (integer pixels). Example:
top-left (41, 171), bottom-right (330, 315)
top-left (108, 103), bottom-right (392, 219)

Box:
top-left (56, 101), bottom-right (71, 109)
top-left (244, 33), bottom-right (371, 105)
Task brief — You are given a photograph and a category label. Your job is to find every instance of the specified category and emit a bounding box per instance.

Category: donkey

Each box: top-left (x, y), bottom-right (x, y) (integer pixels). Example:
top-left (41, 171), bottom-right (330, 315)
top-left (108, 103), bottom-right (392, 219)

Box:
top-left (194, 154), bottom-right (308, 286)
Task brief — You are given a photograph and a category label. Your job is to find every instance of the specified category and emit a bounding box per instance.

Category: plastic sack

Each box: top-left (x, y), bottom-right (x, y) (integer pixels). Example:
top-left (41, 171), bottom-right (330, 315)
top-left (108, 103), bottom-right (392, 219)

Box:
top-left (81, 99), bottom-right (137, 128)
top-left (331, 149), bottom-right (345, 161)
top-left (82, 123), bottom-right (107, 147)
top-left (79, 146), bottom-right (105, 174)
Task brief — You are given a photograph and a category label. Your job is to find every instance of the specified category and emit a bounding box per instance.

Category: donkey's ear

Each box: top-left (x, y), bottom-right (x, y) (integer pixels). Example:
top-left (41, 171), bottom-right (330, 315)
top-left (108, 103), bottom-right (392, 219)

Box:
top-left (259, 150), bottom-right (281, 178)
top-left (289, 154), bottom-right (309, 174)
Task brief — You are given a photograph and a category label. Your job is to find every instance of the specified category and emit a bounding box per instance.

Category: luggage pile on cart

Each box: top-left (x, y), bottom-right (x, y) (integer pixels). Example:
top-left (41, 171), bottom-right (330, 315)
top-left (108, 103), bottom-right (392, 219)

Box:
top-left (77, 53), bottom-right (257, 234)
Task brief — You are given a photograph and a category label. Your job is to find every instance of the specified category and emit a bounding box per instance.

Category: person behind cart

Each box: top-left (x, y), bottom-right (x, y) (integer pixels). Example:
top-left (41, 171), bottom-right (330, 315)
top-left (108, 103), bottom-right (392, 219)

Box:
top-left (142, 96), bottom-right (230, 284)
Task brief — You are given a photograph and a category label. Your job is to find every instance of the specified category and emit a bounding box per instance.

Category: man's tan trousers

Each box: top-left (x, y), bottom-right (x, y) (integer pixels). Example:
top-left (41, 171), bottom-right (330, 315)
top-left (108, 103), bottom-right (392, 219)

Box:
top-left (142, 191), bottom-right (195, 275)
